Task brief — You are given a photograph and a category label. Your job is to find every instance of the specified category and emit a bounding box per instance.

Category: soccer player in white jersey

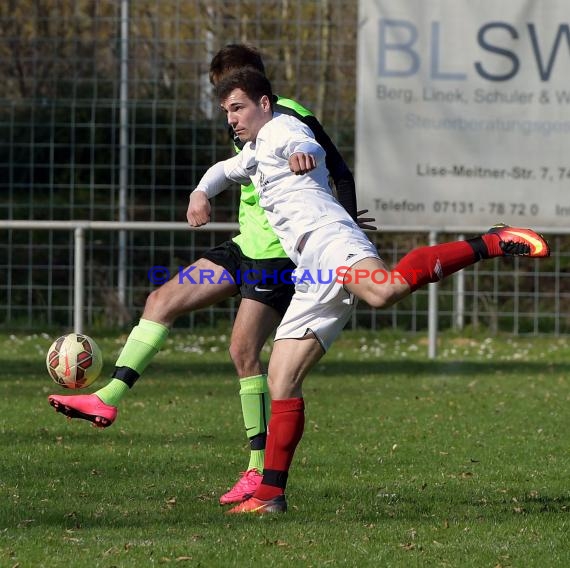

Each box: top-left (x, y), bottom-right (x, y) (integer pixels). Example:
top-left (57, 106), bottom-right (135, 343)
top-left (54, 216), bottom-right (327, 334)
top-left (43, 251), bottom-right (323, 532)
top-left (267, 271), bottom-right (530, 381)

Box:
top-left (188, 68), bottom-right (550, 515)
top-left (48, 44), bottom-right (367, 506)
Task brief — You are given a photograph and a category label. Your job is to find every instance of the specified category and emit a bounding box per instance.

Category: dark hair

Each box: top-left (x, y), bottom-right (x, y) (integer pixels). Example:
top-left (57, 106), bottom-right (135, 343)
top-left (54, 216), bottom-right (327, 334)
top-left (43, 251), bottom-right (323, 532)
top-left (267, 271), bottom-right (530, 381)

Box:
top-left (209, 44), bottom-right (266, 86)
top-left (216, 68), bottom-right (274, 110)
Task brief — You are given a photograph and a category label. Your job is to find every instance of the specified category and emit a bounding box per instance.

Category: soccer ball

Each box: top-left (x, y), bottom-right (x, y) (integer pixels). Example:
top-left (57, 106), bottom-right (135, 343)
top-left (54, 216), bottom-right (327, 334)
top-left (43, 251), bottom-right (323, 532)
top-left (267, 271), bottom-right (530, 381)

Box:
top-left (46, 333), bottom-right (103, 389)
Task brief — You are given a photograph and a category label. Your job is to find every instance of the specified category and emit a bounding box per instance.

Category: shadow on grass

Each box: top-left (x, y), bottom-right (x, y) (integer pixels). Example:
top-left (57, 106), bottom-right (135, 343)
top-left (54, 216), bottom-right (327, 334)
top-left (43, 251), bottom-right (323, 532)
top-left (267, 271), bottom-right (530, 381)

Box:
top-left (4, 483), bottom-right (568, 530)
top-left (307, 484), bottom-right (570, 523)
top-left (56, 359), bottom-right (570, 377)
top-left (10, 359), bottom-right (570, 381)
top-left (4, 358), bottom-right (570, 383)
top-left (313, 359), bottom-right (570, 378)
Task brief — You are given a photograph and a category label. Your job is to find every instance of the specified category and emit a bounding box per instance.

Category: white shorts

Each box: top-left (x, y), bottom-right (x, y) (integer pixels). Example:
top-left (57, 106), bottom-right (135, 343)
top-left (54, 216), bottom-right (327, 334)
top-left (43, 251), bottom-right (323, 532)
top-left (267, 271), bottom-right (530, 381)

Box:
top-left (275, 221), bottom-right (381, 351)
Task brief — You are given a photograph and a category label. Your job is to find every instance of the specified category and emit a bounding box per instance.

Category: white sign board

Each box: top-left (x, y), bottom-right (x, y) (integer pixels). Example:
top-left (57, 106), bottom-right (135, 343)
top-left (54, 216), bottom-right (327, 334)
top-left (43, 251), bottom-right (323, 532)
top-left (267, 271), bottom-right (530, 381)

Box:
top-left (356, 0), bottom-right (570, 228)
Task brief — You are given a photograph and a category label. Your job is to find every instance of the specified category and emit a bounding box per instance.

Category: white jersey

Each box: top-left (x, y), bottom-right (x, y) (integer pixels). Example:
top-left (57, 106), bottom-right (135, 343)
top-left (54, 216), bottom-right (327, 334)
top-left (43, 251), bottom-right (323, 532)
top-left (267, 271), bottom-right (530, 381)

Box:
top-left (195, 114), bottom-right (356, 264)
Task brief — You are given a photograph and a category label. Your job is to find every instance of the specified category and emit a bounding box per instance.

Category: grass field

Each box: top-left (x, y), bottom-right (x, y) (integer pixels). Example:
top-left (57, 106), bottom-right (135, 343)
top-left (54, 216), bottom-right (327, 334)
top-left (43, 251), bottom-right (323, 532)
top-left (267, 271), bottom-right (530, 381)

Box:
top-left (1, 329), bottom-right (568, 567)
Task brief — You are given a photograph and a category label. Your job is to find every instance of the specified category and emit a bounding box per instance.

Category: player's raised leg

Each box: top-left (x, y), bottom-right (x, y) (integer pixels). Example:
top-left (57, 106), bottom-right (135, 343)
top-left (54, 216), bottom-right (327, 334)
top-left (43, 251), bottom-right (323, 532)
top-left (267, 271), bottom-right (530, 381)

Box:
top-left (344, 225), bottom-right (550, 309)
top-left (48, 258), bottom-right (238, 427)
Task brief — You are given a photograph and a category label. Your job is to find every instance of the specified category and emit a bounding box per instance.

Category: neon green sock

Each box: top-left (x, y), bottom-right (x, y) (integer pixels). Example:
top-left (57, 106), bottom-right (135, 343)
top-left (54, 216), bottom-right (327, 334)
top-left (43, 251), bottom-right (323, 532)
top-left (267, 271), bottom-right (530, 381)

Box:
top-left (96, 318), bottom-right (169, 406)
top-left (248, 449), bottom-right (265, 473)
top-left (94, 378), bottom-right (129, 407)
top-left (239, 374), bottom-right (270, 471)
top-left (114, 319), bottom-right (169, 372)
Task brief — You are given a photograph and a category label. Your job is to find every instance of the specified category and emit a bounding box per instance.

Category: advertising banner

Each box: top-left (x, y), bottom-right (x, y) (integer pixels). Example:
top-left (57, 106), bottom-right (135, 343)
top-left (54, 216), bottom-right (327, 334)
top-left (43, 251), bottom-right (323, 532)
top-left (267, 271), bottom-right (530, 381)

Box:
top-left (356, 0), bottom-right (570, 227)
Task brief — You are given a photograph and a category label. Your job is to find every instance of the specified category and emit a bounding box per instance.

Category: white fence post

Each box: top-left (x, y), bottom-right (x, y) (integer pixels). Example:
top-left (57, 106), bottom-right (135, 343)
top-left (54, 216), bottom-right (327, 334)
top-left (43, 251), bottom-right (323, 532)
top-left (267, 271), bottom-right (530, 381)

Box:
top-left (73, 226), bottom-right (85, 334)
top-left (454, 234), bottom-right (465, 331)
top-left (428, 230), bottom-right (438, 359)
top-left (118, 0), bottom-right (130, 308)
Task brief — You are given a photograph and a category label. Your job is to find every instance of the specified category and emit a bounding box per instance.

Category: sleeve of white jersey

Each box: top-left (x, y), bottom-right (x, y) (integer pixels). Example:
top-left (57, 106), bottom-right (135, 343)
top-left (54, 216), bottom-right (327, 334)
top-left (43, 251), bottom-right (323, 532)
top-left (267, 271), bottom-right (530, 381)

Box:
top-left (193, 153), bottom-right (250, 199)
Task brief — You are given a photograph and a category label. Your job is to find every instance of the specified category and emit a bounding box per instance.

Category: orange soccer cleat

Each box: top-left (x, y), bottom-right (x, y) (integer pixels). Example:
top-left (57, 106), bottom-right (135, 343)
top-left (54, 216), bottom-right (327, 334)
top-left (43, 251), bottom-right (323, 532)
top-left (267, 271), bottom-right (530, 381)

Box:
top-left (487, 224), bottom-right (550, 258)
top-left (225, 495), bottom-right (287, 515)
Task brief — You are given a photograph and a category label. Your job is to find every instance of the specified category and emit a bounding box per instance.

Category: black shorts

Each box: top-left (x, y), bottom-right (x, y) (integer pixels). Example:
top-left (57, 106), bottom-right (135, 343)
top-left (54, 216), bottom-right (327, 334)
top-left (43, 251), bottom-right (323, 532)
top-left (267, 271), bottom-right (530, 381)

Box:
top-left (201, 240), bottom-right (295, 316)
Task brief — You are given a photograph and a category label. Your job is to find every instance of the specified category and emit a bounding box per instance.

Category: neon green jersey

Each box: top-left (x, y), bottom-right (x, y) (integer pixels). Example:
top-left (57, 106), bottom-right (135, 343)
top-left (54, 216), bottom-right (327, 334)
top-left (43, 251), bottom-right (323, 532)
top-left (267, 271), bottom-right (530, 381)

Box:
top-left (231, 97), bottom-right (314, 259)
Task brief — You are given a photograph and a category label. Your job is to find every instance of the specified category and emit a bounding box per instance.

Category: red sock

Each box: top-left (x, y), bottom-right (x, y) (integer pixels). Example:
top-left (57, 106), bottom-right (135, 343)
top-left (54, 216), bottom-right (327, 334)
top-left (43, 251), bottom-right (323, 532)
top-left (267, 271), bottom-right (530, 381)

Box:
top-left (393, 241), bottom-right (478, 291)
top-left (254, 397), bottom-right (305, 501)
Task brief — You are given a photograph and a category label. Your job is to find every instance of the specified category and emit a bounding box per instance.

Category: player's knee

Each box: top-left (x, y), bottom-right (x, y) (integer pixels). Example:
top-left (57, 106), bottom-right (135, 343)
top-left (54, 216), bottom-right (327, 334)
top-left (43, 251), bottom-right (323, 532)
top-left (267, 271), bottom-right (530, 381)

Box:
top-left (144, 289), bottom-right (162, 312)
top-left (228, 340), bottom-right (260, 376)
top-left (143, 287), bottom-right (178, 321)
top-left (266, 373), bottom-right (302, 399)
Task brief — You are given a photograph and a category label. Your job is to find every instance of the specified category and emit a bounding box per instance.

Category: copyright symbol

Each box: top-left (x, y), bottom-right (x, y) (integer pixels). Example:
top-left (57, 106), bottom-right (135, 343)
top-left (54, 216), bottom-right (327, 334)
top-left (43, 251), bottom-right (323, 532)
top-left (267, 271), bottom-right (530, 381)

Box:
top-left (147, 266), bottom-right (170, 285)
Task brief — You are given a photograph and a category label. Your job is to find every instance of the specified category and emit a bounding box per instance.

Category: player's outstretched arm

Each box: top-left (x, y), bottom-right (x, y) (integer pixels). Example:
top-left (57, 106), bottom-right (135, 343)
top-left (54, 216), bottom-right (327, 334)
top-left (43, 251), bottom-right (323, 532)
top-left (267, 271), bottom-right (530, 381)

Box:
top-left (189, 154), bottom-right (251, 227)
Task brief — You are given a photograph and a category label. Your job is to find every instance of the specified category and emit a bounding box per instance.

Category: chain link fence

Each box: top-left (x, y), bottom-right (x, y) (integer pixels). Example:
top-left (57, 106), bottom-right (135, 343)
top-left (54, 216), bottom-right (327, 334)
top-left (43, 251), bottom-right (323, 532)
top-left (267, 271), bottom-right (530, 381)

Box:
top-left (1, 1), bottom-right (568, 333)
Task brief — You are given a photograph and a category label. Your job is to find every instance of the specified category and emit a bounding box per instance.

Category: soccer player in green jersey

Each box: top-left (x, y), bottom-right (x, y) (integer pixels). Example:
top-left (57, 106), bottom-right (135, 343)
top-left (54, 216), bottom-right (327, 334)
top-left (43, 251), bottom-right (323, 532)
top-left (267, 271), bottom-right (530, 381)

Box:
top-left (48, 44), bottom-right (367, 505)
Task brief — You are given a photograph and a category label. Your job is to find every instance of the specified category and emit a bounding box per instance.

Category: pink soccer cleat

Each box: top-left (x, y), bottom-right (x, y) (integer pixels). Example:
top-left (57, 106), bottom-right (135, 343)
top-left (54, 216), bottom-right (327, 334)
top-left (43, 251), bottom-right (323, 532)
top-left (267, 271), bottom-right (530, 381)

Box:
top-left (48, 393), bottom-right (117, 428)
top-left (225, 495), bottom-right (287, 515)
top-left (219, 469), bottom-right (263, 505)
